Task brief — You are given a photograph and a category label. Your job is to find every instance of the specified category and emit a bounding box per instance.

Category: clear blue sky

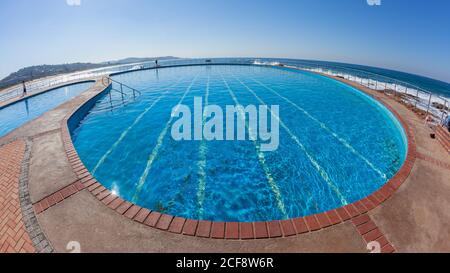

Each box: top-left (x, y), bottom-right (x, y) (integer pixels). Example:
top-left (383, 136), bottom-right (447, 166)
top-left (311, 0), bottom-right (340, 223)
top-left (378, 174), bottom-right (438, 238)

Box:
top-left (0, 0), bottom-right (449, 82)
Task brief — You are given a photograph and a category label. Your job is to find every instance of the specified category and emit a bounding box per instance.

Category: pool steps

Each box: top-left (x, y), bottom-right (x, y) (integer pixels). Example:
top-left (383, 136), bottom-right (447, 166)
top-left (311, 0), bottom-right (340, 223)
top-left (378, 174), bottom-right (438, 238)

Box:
top-left (90, 77), bottom-right (141, 114)
top-left (90, 77), bottom-right (187, 175)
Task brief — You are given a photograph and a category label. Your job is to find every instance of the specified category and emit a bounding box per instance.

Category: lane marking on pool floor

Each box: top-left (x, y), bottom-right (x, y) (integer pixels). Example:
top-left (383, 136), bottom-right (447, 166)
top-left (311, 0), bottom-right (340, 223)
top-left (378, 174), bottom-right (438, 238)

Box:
top-left (91, 77), bottom-right (187, 175)
top-left (159, 75), bottom-right (211, 218)
top-left (220, 73), bottom-right (288, 219)
top-left (248, 76), bottom-right (387, 180)
top-left (132, 74), bottom-right (201, 203)
top-left (196, 75), bottom-right (210, 220)
top-left (230, 74), bottom-right (349, 206)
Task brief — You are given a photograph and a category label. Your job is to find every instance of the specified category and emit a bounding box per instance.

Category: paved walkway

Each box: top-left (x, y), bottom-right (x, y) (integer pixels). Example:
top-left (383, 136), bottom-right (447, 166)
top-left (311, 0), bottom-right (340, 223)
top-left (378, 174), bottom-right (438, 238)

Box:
top-left (0, 140), bottom-right (35, 253)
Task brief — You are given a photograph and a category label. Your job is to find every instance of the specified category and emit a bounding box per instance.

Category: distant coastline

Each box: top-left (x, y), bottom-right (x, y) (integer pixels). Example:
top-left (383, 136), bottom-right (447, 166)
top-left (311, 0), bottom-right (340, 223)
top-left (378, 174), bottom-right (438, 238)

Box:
top-left (0, 56), bottom-right (179, 90)
top-left (2, 57), bottom-right (449, 100)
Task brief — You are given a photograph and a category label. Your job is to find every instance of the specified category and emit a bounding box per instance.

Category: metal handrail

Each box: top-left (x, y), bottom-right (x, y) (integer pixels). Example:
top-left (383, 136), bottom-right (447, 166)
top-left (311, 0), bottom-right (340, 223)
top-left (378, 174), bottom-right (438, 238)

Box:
top-left (109, 77), bottom-right (141, 95)
top-left (286, 60), bottom-right (426, 92)
top-left (92, 76), bottom-right (143, 114)
top-left (277, 60), bottom-right (449, 123)
top-left (102, 76), bottom-right (141, 98)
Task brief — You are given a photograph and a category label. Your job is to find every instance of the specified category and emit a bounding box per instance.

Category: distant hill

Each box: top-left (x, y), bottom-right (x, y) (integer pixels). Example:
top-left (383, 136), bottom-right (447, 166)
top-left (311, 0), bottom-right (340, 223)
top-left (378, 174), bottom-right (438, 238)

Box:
top-left (0, 56), bottom-right (178, 90)
top-left (101, 56), bottom-right (177, 65)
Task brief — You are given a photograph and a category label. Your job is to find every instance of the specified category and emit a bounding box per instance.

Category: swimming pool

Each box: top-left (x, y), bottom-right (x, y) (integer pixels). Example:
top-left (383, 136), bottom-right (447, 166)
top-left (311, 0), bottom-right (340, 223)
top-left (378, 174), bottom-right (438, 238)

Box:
top-left (71, 65), bottom-right (407, 222)
top-left (0, 82), bottom-right (94, 138)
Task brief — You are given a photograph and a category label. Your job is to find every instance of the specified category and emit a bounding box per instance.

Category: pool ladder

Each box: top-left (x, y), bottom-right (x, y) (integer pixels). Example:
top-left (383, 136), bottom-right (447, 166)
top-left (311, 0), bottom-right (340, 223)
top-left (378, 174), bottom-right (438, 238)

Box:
top-left (95, 77), bottom-right (142, 113)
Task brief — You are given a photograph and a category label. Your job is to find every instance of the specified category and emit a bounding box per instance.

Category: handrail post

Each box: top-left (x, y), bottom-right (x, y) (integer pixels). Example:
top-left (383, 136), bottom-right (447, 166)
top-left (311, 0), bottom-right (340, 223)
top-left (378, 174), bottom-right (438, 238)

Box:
top-left (441, 100), bottom-right (447, 123)
top-left (426, 93), bottom-right (432, 115)
top-left (415, 89), bottom-right (419, 108)
top-left (120, 83), bottom-right (124, 102)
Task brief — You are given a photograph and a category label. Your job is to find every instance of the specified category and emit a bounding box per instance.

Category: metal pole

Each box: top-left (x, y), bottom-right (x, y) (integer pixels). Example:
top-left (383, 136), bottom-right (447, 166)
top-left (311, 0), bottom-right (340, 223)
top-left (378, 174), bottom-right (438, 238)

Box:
top-left (441, 100), bottom-right (447, 123)
top-left (120, 84), bottom-right (124, 102)
top-left (426, 93), bottom-right (432, 115)
top-left (415, 89), bottom-right (419, 108)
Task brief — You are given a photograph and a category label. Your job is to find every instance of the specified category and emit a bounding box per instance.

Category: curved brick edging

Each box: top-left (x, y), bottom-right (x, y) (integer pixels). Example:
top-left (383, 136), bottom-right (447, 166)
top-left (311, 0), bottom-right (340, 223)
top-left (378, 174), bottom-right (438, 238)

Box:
top-left (57, 69), bottom-right (417, 241)
top-left (18, 140), bottom-right (54, 253)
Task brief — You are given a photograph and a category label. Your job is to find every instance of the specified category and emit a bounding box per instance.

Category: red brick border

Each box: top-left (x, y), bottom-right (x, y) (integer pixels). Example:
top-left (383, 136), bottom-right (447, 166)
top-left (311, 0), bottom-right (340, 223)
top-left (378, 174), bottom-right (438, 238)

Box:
top-left (56, 73), bottom-right (417, 241)
top-left (0, 140), bottom-right (36, 253)
top-left (352, 214), bottom-right (395, 253)
top-left (33, 180), bottom-right (85, 214)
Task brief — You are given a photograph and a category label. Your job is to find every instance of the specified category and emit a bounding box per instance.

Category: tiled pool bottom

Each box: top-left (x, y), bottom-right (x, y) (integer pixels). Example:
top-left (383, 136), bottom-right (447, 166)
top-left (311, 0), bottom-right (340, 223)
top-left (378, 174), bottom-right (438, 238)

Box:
top-left (70, 65), bottom-right (408, 222)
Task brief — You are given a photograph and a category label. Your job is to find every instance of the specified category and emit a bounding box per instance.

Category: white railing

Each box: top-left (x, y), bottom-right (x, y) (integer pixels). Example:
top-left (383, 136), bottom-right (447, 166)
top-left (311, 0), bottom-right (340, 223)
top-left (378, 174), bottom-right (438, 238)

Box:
top-left (270, 60), bottom-right (449, 124)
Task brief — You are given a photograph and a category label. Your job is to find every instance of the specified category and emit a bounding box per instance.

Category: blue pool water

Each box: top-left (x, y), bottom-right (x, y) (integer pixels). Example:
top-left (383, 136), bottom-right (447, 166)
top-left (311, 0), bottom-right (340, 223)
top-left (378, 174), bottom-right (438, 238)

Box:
top-left (71, 65), bottom-right (407, 222)
top-left (0, 82), bottom-right (94, 138)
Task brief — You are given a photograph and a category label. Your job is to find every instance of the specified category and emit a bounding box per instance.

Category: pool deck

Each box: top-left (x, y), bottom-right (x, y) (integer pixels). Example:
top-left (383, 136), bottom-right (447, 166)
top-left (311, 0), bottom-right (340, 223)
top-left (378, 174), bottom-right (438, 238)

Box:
top-left (0, 72), bottom-right (449, 253)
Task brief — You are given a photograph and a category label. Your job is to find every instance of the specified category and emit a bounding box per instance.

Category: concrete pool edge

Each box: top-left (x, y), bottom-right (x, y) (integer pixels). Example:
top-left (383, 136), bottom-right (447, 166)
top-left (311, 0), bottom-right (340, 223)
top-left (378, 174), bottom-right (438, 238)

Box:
top-left (44, 65), bottom-right (416, 244)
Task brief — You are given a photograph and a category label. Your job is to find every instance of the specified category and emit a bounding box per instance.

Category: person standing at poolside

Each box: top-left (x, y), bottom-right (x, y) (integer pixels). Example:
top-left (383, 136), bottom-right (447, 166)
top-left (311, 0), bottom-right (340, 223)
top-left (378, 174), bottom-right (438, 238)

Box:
top-left (22, 81), bottom-right (27, 96)
top-left (155, 59), bottom-right (158, 67)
